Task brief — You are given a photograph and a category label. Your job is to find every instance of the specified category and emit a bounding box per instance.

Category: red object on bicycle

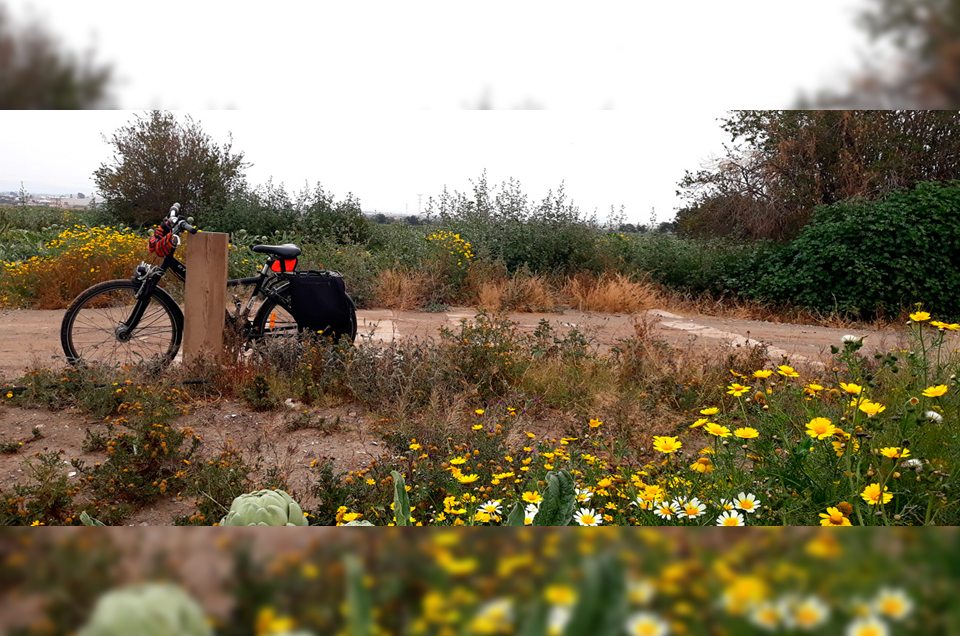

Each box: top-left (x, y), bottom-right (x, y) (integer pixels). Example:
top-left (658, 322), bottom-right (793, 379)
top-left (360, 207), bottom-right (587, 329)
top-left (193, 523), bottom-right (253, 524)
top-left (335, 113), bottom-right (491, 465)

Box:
top-left (148, 222), bottom-right (176, 258)
top-left (270, 258), bottom-right (298, 272)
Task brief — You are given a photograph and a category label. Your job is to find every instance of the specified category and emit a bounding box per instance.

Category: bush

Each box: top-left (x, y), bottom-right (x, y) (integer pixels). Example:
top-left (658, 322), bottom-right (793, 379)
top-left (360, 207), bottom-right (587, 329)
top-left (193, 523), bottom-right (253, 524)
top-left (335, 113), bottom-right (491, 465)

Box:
top-left (426, 173), bottom-right (603, 275)
top-left (193, 180), bottom-right (299, 237)
top-left (744, 181), bottom-right (960, 318)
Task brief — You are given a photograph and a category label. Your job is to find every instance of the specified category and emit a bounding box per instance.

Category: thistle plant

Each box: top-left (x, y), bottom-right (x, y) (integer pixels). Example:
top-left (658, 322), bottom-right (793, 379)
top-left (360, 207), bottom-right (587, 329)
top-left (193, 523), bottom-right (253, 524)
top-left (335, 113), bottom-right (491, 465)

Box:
top-left (78, 583), bottom-right (212, 636)
top-left (218, 489), bottom-right (308, 526)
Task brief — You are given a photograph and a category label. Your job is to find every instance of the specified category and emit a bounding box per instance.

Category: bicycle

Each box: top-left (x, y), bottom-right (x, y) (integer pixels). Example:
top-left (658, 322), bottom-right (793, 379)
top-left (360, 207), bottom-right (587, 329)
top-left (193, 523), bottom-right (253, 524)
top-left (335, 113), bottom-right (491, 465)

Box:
top-left (60, 203), bottom-right (357, 369)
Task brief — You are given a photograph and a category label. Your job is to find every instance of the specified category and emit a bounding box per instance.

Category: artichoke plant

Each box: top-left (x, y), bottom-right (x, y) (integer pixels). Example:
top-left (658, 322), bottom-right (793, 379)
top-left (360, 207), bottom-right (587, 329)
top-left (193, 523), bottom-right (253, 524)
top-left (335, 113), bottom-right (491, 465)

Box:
top-left (78, 583), bottom-right (212, 636)
top-left (218, 488), bottom-right (308, 526)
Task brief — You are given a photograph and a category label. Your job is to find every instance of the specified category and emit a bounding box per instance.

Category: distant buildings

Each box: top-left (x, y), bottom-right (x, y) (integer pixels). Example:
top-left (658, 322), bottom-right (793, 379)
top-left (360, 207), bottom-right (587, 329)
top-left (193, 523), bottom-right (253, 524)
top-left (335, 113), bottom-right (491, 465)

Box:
top-left (0, 192), bottom-right (94, 208)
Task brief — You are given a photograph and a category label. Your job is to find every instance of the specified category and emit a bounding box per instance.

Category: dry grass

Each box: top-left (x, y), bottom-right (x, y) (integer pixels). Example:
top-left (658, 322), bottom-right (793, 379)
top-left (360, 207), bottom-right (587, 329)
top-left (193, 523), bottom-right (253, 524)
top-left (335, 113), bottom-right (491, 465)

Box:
top-left (476, 272), bottom-right (560, 312)
top-left (374, 269), bottom-right (448, 310)
top-left (561, 272), bottom-right (660, 313)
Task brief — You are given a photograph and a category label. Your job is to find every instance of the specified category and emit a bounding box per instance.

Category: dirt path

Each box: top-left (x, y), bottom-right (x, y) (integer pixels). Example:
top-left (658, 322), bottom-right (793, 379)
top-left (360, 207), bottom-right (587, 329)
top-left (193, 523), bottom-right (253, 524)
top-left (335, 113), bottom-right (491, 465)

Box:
top-left (0, 306), bottom-right (916, 382)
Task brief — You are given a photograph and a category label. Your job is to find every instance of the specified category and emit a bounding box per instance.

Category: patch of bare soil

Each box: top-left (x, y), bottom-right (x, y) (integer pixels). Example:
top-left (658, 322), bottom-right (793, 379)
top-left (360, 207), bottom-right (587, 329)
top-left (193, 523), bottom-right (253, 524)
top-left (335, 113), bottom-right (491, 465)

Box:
top-left (0, 398), bottom-right (389, 526)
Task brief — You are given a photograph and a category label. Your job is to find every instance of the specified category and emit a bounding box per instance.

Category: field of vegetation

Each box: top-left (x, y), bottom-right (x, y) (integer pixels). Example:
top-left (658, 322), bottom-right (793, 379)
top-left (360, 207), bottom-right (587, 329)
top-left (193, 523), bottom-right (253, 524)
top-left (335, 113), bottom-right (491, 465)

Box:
top-left (2, 171), bottom-right (960, 529)
top-left (2, 529), bottom-right (956, 636)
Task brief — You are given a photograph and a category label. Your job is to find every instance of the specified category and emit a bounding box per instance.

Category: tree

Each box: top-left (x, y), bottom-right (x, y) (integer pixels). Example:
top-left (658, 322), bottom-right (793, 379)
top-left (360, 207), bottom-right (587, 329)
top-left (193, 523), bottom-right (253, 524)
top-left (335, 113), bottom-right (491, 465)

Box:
top-left (803, 0), bottom-right (960, 108)
top-left (93, 111), bottom-right (248, 227)
top-left (0, 6), bottom-right (112, 108)
top-left (676, 110), bottom-right (960, 241)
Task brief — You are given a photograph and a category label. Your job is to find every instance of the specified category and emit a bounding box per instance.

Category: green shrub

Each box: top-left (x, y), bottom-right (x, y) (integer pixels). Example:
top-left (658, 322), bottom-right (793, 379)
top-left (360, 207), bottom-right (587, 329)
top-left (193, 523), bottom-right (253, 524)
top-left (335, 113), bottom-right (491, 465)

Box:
top-left (193, 180), bottom-right (299, 237)
top-left (745, 181), bottom-right (960, 318)
top-left (426, 173), bottom-right (603, 275)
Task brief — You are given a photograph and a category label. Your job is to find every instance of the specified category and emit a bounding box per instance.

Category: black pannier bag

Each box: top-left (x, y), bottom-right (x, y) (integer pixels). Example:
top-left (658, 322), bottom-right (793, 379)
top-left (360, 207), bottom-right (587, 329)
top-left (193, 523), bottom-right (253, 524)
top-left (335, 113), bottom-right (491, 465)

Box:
top-left (284, 271), bottom-right (357, 342)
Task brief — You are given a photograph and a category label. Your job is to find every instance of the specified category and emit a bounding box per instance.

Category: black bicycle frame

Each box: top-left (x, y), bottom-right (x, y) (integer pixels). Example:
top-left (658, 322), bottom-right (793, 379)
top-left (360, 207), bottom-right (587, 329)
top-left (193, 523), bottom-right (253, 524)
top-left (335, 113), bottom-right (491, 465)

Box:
top-left (119, 252), bottom-right (286, 338)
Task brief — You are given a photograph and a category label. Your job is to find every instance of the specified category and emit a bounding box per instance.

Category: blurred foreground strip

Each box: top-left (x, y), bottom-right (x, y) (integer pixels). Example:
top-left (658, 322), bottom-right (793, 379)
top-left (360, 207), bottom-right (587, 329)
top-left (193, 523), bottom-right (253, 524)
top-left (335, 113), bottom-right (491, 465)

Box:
top-left (0, 527), bottom-right (956, 635)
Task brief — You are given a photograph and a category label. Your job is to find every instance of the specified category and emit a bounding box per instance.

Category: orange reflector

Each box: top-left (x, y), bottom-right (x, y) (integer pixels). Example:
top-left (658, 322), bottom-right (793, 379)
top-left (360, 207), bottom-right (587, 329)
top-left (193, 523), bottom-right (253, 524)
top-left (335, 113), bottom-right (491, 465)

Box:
top-left (270, 313), bottom-right (276, 330)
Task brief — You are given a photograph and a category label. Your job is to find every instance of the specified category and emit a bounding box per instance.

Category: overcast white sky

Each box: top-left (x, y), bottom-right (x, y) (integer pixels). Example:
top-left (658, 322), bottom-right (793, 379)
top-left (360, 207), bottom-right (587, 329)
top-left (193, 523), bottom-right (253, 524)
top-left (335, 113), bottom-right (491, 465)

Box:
top-left (1, 0), bottom-right (872, 223)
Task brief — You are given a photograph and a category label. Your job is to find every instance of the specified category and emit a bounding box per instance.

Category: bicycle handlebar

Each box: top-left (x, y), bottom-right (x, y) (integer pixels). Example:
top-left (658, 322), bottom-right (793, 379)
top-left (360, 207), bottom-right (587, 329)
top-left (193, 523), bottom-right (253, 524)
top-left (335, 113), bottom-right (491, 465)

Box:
top-left (166, 203), bottom-right (197, 235)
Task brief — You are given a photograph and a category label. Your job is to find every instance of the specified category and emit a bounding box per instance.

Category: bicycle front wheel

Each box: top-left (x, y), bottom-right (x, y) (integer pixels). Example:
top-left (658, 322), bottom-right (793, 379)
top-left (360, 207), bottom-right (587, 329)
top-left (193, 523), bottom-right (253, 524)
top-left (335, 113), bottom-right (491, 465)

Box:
top-left (61, 280), bottom-right (183, 369)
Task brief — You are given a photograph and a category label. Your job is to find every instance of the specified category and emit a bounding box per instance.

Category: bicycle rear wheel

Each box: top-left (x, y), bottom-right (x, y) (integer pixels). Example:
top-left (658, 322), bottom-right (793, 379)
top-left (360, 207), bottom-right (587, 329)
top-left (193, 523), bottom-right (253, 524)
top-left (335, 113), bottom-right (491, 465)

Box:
top-left (61, 280), bottom-right (183, 369)
top-left (252, 285), bottom-right (357, 342)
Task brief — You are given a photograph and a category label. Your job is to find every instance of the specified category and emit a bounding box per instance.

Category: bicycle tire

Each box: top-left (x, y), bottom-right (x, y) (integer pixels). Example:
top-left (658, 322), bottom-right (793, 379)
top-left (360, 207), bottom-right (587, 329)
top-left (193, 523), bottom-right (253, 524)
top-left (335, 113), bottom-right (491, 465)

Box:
top-left (61, 280), bottom-right (183, 369)
top-left (251, 284), bottom-right (358, 343)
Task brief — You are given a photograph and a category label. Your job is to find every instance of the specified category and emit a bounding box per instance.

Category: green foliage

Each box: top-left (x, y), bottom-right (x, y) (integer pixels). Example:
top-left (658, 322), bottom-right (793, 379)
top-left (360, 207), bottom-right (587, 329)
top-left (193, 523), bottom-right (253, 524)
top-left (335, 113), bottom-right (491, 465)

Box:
top-left (391, 470), bottom-right (412, 526)
top-left (242, 374), bottom-right (279, 411)
top-left (300, 184), bottom-right (372, 245)
top-left (677, 111), bottom-right (960, 241)
top-left (532, 469), bottom-right (577, 526)
top-left (78, 583), bottom-right (212, 636)
top-left (219, 488), bottom-right (308, 526)
top-left (743, 181), bottom-right (960, 318)
top-left (425, 173), bottom-right (604, 275)
top-left (194, 179), bottom-right (300, 237)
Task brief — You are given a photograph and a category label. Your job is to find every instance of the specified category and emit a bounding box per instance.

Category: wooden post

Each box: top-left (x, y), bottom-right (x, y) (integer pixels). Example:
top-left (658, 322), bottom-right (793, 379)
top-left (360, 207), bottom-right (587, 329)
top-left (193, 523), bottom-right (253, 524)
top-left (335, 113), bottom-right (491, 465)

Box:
top-left (183, 232), bottom-right (229, 364)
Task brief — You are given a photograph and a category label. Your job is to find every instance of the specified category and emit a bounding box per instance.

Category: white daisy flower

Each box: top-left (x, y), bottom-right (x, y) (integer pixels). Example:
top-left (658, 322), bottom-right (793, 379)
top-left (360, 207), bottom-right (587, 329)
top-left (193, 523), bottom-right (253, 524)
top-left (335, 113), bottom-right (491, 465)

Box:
top-left (716, 510), bottom-right (745, 526)
top-left (734, 492), bottom-right (761, 513)
top-left (925, 410), bottom-right (943, 422)
top-left (575, 487), bottom-right (593, 503)
top-left (524, 502), bottom-right (540, 525)
top-left (846, 615), bottom-right (890, 636)
top-left (842, 335), bottom-right (863, 343)
top-left (873, 587), bottom-right (913, 621)
top-left (547, 605), bottom-right (572, 636)
top-left (653, 503), bottom-right (677, 521)
top-left (717, 498), bottom-right (735, 511)
top-left (479, 499), bottom-right (502, 515)
top-left (573, 507), bottom-right (601, 526)
top-left (782, 595), bottom-right (830, 631)
top-left (624, 611), bottom-right (669, 636)
top-left (628, 578), bottom-right (656, 606)
top-left (678, 497), bottom-right (706, 519)
top-left (749, 601), bottom-right (782, 632)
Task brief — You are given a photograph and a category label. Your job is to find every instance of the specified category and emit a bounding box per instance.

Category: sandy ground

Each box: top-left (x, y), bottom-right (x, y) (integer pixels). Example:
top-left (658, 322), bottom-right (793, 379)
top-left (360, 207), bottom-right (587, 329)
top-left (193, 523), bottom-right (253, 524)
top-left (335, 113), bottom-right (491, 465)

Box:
top-left (0, 305), bottom-right (937, 527)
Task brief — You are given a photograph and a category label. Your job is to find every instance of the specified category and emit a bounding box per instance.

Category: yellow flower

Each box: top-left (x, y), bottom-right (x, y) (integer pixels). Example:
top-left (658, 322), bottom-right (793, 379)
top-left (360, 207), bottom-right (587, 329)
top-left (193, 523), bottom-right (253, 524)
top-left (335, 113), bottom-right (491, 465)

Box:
top-left (588, 418), bottom-right (603, 428)
top-left (726, 383), bottom-right (751, 397)
top-left (879, 447), bottom-right (910, 459)
top-left (703, 422), bottom-right (731, 438)
top-left (699, 407), bottom-right (719, 415)
top-left (806, 417), bottom-right (837, 440)
top-left (909, 311), bottom-right (931, 322)
top-left (922, 385), bottom-right (948, 398)
top-left (858, 400), bottom-right (886, 417)
top-left (819, 507), bottom-right (852, 526)
top-left (472, 424), bottom-right (483, 431)
top-left (475, 409), bottom-right (485, 415)
top-left (689, 418), bottom-right (709, 429)
top-left (457, 473), bottom-right (480, 484)
top-left (752, 370), bottom-right (774, 379)
top-left (652, 436), bottom-right (681, 454)
top-left (861, 483), bottom-right (893, 505)
top-left (409, 442), bottom-right (421, 451)
top-left (803, 383), bottom-right (824, 395)
top-left (733, 427), bottom-right (759, 439)
top-left (689, 457), bottom-right (714, 473)
top-left (840, 382), bottom-right (863, 395)
top-left (777, 365), bottom-right (800, 378)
